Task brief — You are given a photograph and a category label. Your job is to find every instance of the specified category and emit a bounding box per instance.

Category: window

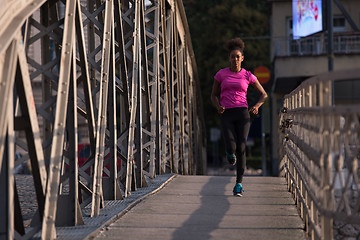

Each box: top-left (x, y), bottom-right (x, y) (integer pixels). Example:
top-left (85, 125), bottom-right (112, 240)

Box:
top-left (287, 17), bottom-right (299, 54)
top-left (333, 16), bottom-right (346, 32)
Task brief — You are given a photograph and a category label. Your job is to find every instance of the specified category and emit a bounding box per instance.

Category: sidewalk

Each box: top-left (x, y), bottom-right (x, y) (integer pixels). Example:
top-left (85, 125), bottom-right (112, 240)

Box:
top-left (91, 175), bottom-right (307, 240)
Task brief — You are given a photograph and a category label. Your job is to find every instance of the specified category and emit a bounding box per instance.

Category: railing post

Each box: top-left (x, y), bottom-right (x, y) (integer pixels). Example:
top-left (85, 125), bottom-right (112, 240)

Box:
top-left (305, 190), bottom-right (309, 235)
top-left (321, 153), bottom-right (334, 240)
top-left (310, 199), bottom-right (316, 240)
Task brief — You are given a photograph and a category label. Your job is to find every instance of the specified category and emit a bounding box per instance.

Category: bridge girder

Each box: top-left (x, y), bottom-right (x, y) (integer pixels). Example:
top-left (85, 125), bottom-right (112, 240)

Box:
top-left (0, 0), bottom-right (206, 239)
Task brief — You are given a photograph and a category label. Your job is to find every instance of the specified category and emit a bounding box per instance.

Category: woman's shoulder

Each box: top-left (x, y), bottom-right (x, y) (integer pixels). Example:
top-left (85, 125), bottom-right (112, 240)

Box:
top-left (214, 67), bottom-right (230, 80)
top-left (241, 68), bottom-right (257, 83)
top-left (217, 67), bottom-right (230, 74)
top-left (241, 68), bottom-right (251, 74)
top-left (241, 68), bottom-right (254, 77)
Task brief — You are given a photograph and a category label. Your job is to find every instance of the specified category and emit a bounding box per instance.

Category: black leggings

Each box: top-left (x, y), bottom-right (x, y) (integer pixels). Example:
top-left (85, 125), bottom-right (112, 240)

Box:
top-left (220, 107), bottom-right (251, 183)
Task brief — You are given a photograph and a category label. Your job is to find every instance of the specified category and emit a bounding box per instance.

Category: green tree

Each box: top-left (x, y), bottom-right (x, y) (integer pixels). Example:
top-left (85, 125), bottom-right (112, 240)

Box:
top-left (183, 0), bottom-right (270, 129)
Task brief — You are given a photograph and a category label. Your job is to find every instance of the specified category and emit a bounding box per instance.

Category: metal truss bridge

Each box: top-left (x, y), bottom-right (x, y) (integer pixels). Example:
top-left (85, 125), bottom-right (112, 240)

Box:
top-left (2, 0), bottom-right (360, 239)
top-left (0, 0), bottom-right (206, 239)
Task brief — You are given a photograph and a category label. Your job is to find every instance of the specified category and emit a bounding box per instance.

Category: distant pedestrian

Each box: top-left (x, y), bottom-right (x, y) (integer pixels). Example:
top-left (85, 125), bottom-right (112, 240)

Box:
top-left (210, 38), bottom-right (268, 196)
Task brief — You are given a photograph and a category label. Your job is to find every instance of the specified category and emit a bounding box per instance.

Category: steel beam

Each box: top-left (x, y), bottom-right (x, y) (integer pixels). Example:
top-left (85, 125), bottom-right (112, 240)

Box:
top-left (125, 0), bottom-right (140, 196)
top-left (41, 0), bottom-right (77, 237)
top-left (0, 39), bottom-right (16, 239)
top-left (91, 0), bottom-right (113, 217)
top-left (15, 35), bottom-right (49, 233)
top-left (0, 40), bottom-right (18, 172)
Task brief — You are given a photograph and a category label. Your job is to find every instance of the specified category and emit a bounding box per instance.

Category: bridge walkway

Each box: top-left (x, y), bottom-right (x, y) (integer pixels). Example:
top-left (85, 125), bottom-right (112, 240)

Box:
top-left (91, 175), bottom-right (307, 240)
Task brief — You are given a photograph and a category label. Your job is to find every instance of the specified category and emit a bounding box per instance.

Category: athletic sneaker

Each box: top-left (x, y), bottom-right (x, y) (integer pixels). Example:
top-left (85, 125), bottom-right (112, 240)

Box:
top-left (226, 152), bottom-right (237, 166)
top-left (233, 183), bottom-right (243, 197)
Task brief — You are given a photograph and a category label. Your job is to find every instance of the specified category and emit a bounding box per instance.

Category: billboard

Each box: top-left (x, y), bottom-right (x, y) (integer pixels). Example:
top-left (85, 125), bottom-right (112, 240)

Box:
top-left (293, 0), bottom-right (323, 39)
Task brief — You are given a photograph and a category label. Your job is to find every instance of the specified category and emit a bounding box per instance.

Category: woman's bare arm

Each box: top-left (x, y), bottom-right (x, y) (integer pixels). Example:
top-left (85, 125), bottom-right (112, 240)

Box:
top-left (210, 79), bottom-right (225, 114)
top-left (249, 79), bottom-right (268, 115)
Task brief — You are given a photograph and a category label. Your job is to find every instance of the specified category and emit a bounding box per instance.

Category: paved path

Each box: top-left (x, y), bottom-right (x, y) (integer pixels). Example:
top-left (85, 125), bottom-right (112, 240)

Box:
top-left (92, 175), bottom-right (307, 240)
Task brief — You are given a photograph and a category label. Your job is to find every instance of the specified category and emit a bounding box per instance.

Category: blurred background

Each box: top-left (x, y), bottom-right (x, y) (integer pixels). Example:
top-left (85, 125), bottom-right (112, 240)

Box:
top-left (182, 0), bottom-right (360, 176)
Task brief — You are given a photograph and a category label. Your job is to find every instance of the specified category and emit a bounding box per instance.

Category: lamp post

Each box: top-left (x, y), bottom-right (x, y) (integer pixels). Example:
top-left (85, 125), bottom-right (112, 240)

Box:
top-left (327, 0), bottom-right (334, 71)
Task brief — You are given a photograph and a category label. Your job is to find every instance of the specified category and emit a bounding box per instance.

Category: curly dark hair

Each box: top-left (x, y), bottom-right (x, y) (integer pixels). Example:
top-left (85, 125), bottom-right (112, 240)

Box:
top-left (224, 38), bottom-right (245, 55)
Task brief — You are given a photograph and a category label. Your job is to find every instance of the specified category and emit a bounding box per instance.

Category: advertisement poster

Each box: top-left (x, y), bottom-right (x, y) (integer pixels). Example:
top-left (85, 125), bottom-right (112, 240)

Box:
top-left (293, 0), bottom-right (323, 39)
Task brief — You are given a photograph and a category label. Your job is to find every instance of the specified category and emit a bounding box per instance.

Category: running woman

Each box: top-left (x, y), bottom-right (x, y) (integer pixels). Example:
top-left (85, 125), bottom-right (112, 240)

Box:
top-left (210, 38), bottom-right (268, 196)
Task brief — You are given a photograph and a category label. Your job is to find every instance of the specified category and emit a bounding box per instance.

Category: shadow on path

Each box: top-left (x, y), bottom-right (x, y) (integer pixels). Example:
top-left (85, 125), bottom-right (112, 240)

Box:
top-left (172, 176), bottom-right (231, 240)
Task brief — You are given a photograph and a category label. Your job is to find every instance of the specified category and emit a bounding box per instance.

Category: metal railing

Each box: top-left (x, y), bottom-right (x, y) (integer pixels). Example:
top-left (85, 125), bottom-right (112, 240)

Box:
top-left (0, 0), bottom-right (206, 239)
top-left (280, 70), bottom-right (360, 239)
top-left (274, 34), bottom-right (360, 57)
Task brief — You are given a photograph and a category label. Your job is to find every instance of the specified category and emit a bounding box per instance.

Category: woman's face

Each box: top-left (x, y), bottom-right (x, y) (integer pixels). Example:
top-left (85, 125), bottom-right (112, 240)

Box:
top-left (229, 49), bottom-right (244, 69)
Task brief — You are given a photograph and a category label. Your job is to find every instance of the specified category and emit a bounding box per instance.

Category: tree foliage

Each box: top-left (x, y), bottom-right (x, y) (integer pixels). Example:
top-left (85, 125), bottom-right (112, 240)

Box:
top-left (183, 0), bottom-right (270, 130)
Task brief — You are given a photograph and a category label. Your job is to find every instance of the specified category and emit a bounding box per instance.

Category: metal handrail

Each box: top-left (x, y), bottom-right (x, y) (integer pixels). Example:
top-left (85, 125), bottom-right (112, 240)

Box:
top-left (280, 69), bottom-right (360, 239)
top-left (274, 34), bottom-right (360, 57)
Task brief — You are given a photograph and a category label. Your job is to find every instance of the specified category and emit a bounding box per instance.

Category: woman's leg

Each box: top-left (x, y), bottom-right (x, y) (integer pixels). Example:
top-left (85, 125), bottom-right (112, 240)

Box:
top-left (220, 110), bottom-right (237, 158)
top-left (235, 109), bottom-right (251, 183)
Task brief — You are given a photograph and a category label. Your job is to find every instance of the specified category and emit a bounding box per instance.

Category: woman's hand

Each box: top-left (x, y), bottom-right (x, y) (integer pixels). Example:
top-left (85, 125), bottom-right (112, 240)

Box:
top-left (218, 105), bottom-right (225, 114)
top-left (249, 106), bottom-right (259, 115)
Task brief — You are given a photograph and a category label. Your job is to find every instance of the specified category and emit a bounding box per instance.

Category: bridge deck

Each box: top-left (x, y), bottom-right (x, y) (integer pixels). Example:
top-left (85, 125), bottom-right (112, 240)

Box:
top-left (92, 175), bottom-right (306, 240)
